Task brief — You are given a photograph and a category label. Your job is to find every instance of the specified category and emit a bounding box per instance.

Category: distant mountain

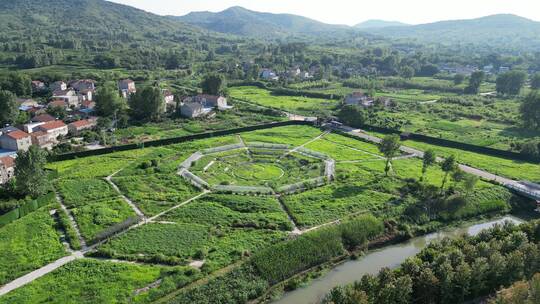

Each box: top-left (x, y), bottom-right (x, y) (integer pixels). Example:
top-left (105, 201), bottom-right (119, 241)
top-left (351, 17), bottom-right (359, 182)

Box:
top-left (355, 20), bottom-right (409, 29)
top-left (363, 14), bottom-right (540, 49)
top-left (175, 6), bottom-right (355, 38)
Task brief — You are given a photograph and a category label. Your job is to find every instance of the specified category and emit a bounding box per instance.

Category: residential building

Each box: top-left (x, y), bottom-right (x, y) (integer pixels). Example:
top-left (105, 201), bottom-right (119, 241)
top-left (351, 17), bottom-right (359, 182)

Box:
top-left (31, 131), bottom-right (54, 150)
top-left (31, 80), bottom-right (46, 92)
top-left (23, 122), bottom-right (45, 133)
top-left (31, 114), bottom-right (56, 123)
top-left (180, 102), bottom-right (210, 118)
top-left (81, 100), bottom-right (96, 110)
top-left (499, 66), bottom-right (510, 73)
top-left (344, 92), bottom-right (372, 107)
top-left (261, 69), bottom-right (279, 81)
top-left (36, 120), bottom-right (68, 142)
top-left (162, 89), bottom-right (176, 112)
top-left (79, 89), bottom-right (93, 102)
top-left (118, 79), bottom-right (136, 98)
top-left (50, 81), bottom-right (67, 92)
top-left (0, 156), bottom-right (15, 185)
top-left (48, 99), bottom-right (68, 110)
top-left (68, 119), bottom-right (97, 135)
top-left (52, 89), bottom-right (79, 107)
top-left (0, 129), bottom-right (32, 152)
top-left (193, 94), bottom-right (228, 109)
top-left (16, 98), bottom-right (39, 109)
top-left (70, 79), bottom-right (95, 92)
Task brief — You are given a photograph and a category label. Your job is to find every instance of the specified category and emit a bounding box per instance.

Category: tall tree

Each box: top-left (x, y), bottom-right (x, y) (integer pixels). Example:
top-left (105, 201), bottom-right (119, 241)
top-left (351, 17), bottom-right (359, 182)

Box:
top-left (0, 90), bottom-right (18, 126)
top-left (95, 84), bottom-right (126, 117)
top-left (496, 71), bottom-right (527, 95)
top-left (440, 155), bottom-right (457, 192)
top-left (379, 135), bottom-right (401, 177)
top-left (520, 91), bottom-right (540, 130)
top-left (337, 105), bottom-right (367, 128)
top-left (201, 74), bottom-right (225, 95)
top-left (421, 149), bottom-right (436, 182)
top-left (465, 71), bottom-right (484, 94)
top-left (14, 145), bottom-right (49, 198)
top-left (129, 86), bottom-right (165, 122)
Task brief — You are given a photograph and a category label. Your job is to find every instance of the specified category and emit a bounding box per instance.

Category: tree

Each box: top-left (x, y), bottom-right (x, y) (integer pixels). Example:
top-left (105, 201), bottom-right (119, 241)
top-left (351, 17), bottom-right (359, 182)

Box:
top-left (440, 155), bottom-right (457, 192)
top-left (419, 64), bottom-right (439, 77)
top-left (129, 86), bottom-right (165, 122)
top-left (379, 135), bottom-right (401, 177)
top-left (0, 90), bottom-right (18, 126)
top-left (0, 72), bottom-right (31, 96)
top-left (400, 66), bottom-right (415, 79)
top-left (531, 73), bottom-right (540, 90)
top-left (337, 105), bottom-right (367, 128)
top-left (201, 74), bottom-right (224, 95)
top-left (520, 91), bottom-right (540, 130)
top-left (463, 175), bottom-right (479, 196)
top-left (14, 146), bottom-right (49, 198)
top-left (465, 71), bottom-right (484, 94)
top-left (454, 74), bottom-right (465, 85)
top-left (95, 84), bottom-right (126, 117)
top-left (496, 71), bottom-right (527, 96)
top-left (421, 149), bottom-right (436, 182)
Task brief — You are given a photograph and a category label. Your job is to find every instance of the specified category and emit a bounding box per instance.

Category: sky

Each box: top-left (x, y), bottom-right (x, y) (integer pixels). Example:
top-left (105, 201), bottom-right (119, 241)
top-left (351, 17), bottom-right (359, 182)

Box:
top-left (108, 0), bottom-right (540, 25)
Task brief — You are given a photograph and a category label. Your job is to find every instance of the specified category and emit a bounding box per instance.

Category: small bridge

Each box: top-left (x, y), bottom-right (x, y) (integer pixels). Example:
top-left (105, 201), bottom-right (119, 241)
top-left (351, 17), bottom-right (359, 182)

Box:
top-left (505, 181), bottom-right (540, 211)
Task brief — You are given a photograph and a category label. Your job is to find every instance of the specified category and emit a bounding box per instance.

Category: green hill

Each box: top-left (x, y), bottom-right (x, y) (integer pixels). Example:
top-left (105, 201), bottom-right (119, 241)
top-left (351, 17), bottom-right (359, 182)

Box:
top-left (175, 6), bottom-right (355, 38)
top-left (363, 14), bottom-right (540, 50)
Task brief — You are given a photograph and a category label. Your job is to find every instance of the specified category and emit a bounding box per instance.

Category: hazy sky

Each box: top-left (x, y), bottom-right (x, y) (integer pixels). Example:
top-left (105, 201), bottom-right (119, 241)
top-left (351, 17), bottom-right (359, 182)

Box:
top-left (108, 0), bottom-right (540, 25)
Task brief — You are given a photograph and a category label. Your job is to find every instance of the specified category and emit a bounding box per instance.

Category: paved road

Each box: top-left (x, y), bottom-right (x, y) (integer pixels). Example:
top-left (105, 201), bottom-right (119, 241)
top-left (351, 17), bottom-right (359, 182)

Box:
top-left (0, 252), bottom-right (84, 296)
top-left (338, 126), bottom-right (540, 196)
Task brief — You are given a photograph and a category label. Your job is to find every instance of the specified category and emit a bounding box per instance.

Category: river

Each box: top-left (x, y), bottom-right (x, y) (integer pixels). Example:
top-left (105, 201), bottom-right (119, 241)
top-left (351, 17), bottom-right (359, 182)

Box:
top-left (272, 216), bottom-right (525, 304)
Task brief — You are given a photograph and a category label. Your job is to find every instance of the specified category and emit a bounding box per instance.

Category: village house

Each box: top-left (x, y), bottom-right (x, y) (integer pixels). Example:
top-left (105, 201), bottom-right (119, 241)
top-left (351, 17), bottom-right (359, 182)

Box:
top-left (118, 79), bottom-right (136, 98)
top-left (78, 89), bottom-right (93, 102)
top-left (23, 121), bottom-right (45, 133)
top-left (50, 81), bottom-right (67, 92)
top-left (193, 94), bottom-right (228, 109)
top-left (180, 102), bottom-right (209, 118)
top-left (48, 99), bottom-right (68, 110)
top-left (261, 69), bottom-right (279, 81)
top-left (31, 80), bottom-right (46, 92)
top-left (162, 89), bottom-right (176, 112)
top-left (16, 98), bottom-right (39, 110)
top-left (36, 120), bottom-right (68, 142)
top-left (68, 119), bottom-right (97, 135)
top-left (52, 89), bottom-right (79, 107)
top-left (0, 156), bottom-right (15, 185)
top-left (81, 100), bottom-right (96, 110)
top-left (31, 114), bottom-right (56, 123)
top-left (344, 92), bottom-right (373, 107)
top-left (70, 79), bottom-right (95, 92)
top-left (0, 129), bottom-right (32, 152)
top-left (31, 131), bottom-right (54, 150)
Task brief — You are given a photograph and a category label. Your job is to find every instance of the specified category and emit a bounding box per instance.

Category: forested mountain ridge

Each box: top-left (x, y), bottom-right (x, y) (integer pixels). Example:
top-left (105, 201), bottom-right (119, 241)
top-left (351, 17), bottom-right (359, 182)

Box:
top-left (175, 6), bottom-right (356, 38)
top-left (363, 14), bottom-right (540, 50)
top-left (355, 20), bottom-right (409, 29)
top-left (0, 0), bottom-right (244, 70)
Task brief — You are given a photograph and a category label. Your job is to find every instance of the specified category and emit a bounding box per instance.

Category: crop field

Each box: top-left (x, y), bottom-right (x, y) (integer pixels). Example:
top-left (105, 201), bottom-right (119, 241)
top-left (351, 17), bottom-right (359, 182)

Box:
top-left (0, 206), bottom-right (66, 285)
top-left (229, 86), bottom-right (339, 114)
top-left (1, 124), bottom-right (528, 302)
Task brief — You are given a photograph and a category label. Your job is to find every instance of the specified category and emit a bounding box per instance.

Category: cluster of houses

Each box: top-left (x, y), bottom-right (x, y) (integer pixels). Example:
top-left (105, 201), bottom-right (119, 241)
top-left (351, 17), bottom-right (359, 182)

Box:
top-left (438, 63), bottom-right (513, 76)
top-left (260, 67), bottom-right (313, 81)
top-left (343, 91), bottom-right (392, 108)
top-left (179, 94), bottom-right (230, 118)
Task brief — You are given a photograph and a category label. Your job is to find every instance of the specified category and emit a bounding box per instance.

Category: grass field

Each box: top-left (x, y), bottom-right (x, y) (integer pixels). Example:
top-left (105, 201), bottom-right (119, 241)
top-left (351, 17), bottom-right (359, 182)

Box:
top-left (229, 86), bottom-right (339, 114)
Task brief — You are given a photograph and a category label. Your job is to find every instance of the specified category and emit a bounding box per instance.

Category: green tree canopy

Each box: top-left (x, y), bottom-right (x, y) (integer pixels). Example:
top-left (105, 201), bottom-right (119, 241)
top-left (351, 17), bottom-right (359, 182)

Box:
top-left (337, 105), bottom-right (367, 128)
top-left (201, 74), bottom-right (225, 95)
top-left (421, 149), bottom-right (436, 182)
top-left (496, 71), bottom-right (527, 95)
top-left (379, 135), bottom-right (401, 176)
top-left (0, 72), bottom-right (31, 97)
top-left (95, 84), bottom-right (126, 117)
top-left (14, 146), bottom-right (50, 198)
top-left (0, 90), bottom-right (18, 126)
top-left (129, 86), bottom-right (165, 122)
top-left (531, 73), bottom-right (540, 90)
top-left (465, 71), bottom-right (485, 94)
top-left (440, 155), bottom-right (457, 191)
top-left (520, 91), bottom-right (540, 130)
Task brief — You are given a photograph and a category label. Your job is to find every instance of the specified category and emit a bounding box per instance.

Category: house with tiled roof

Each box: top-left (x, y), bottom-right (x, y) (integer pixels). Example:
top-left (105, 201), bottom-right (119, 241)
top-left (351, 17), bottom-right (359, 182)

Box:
top-left (36, 120), bottom-right (68, 142)
top-left (0, 156), bottom-right (15, 185)
top-left (193, 94), bottom-right (228, 109)
top-left (52, 88), bottom-right (79, 107)
top-left (31, 114), bottom-right (56, 123)
top-left (118, 79), bottom-right (136, 98)
top-left (31, 131), bottom-right (54, 150)
top-left (50, 81), bottom-right (67, 92)
top-left (68, 119), bottom-right (97, 135)
top-left (48, 99), bottom-right (68, 109)
top-left (31, 80), bottom-right (46, 92)
top-left (0, 129), bottom-right (32, 152)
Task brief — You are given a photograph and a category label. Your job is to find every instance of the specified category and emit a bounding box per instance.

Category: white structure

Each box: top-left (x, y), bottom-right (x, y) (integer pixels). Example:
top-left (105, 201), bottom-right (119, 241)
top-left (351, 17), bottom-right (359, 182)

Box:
top-left (261, 69), bottom-right (279, 81)
top-left (0, 129), bottom-right (32, 152)
top-left (36, 120), bottom-right (68, 142)
top-left (0, 156), bottom-right (15, 185)
top-left (118, 79), bottom-right (136, 98)
top-left (50, 81), bottom-right (67, 91)
top-left (180, 102), bottom-right (211, 118)
top-left (52, 89), bottom-right (79, 107)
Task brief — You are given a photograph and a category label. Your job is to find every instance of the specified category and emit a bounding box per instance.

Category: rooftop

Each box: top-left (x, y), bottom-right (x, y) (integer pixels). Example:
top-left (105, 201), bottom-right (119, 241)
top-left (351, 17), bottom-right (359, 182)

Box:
top-left (39, 120), bottom-right (67, 131)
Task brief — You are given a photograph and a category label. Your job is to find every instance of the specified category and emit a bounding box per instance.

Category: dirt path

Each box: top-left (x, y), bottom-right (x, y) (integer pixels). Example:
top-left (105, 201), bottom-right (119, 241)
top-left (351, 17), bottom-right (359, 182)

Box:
top-left (105, 171), bottom-right (146, 219)
top-left (55, 192), bottom-right (87, 250)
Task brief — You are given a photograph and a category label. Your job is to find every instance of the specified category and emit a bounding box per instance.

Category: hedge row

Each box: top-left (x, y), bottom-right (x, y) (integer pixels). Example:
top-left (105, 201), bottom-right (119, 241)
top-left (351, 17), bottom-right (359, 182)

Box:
top-left (0, 192), bottom-right (56, 228)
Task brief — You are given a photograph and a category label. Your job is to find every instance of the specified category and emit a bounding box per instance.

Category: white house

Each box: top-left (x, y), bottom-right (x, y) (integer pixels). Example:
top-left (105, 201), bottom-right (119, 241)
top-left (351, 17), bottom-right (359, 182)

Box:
top-left (52, 89), bottom-right (79, 107)
top-left (0, 156), bottom-right (15, 185)
top-left (0, 129), bottom-right (32, 152)
top-left (50, 81), bottom-right (67, 92)
top-left (180, 102), bottom-right (208, 118)
top-left (261, 69), bottom-right (279, 81)
top-left (344, 92), bottom-right (372, 107)
top-left (36, 120), bottom-right (68, 142)
top-left (193, 94), bottom-right (228, 109)
top-left (118, 79), bottom-right (136, 98)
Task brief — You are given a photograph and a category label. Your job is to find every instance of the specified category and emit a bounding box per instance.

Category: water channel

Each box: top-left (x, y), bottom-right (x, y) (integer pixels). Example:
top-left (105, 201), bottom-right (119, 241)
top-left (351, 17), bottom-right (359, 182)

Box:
top-left (273, 216), bottom-right (525, 304)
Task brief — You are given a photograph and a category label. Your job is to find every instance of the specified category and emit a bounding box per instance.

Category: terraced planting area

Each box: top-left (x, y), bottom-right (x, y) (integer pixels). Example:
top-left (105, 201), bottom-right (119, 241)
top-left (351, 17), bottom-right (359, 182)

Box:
top-left (0, 124), bottom-right (530, 303)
